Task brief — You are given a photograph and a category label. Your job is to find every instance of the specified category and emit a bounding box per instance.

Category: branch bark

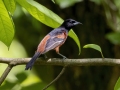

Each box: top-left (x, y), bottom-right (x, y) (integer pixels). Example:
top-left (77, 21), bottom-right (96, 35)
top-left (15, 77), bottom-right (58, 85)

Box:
top-left (0, 57), bottom-right (120, 66)
top-left (0, 57), bottom-right (120, 88)
top-left (0, 64), bottom-right (13, 85)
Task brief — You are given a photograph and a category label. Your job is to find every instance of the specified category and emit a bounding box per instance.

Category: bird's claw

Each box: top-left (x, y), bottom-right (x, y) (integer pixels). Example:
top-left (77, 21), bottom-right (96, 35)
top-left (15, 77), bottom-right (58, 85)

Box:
top-left (62, 56), bottom-right (67, 60)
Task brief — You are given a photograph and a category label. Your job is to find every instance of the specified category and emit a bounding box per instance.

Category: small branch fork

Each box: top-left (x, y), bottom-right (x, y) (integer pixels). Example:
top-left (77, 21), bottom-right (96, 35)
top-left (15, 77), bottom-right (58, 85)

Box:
top-left (0, 58), bottom-right (120, 89)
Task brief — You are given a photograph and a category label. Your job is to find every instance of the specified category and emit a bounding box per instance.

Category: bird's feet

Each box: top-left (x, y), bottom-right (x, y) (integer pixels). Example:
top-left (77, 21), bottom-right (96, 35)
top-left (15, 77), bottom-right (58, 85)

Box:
top-left (62, 56), bottom-right (68, 60)
top-left (57, 53), bottom-right (67, 60)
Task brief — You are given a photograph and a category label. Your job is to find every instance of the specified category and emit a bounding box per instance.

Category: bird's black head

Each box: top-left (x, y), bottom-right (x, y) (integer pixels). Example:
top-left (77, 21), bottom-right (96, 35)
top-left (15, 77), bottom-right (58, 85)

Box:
top-left (60, 19), bottom-right (82, 30)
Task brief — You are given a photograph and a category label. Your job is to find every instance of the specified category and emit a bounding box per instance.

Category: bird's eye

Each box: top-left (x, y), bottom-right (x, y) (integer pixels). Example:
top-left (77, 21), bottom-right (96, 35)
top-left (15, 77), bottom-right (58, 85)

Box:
top-left (71, 21), bottom-right (75, 23)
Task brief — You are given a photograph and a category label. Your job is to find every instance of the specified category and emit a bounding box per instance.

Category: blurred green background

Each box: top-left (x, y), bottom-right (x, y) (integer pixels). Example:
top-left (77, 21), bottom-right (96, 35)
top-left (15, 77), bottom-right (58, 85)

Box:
top-left (1, 0), bottom-right (120, 90)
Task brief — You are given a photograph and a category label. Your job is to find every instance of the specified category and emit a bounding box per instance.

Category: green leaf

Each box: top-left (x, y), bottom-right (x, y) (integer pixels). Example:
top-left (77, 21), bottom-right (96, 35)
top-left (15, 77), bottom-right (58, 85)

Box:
top-left (16, 0), bottom-right (81, 54)
top-left (114, 77), bottom-right (120, 90)
top-left (0, 0), bottom-right (15, 47)
top-left (106, 32), bottom-right (120, 45)
top-left (3, 0), bottom-right (16, 15)
top-left (83, 44), bottom-right (104, 58)
top-left (69, 30), bottom-right (81, 54)
top-left (16, 0), bottom-right (62, 28)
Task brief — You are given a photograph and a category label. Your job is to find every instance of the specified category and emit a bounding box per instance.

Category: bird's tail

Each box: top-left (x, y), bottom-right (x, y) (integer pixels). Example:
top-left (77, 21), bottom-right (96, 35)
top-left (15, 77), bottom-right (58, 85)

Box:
top-left (25, 52), bottom-right (41, 70)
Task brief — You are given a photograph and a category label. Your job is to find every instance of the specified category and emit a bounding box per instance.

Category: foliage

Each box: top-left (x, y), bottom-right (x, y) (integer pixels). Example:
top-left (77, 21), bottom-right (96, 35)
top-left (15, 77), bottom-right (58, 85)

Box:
top-left (3, 0), bottom-right (16, 15)
top-left (0, 0), bottom-right (15, 47)
top-left (1, 0), bottom-right (120, 90)
top-left (0, 0), bottom-right (81, 54)
top-left (114, 77), bottom-right (120, 90)
top-left (83, 44), bottom-right (104, 58)
top-left (0, 0), bottom-right (81, 89)
top-left (106, 32), bottom-right (120, 44)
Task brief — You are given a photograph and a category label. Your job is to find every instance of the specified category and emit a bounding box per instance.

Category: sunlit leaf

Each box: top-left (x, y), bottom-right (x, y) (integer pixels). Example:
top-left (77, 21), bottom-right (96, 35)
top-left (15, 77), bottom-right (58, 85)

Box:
top-left (83, 44), bottom-right (104, 58)
top-left (16, 0), bottom-right (62, 28)
top-left (3, 0), bottom-right (16, 15)
top-left (0, 0), bottom-right (15, 47)
top-left (16, 0), bottom-right (81, 54)
top-left (114, 77), bottom-right (120, 90)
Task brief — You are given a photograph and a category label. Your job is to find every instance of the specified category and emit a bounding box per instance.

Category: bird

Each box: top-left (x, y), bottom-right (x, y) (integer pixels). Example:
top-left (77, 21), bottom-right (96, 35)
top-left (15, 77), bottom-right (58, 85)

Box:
top-left (25, 19), bottom-right (81, 70)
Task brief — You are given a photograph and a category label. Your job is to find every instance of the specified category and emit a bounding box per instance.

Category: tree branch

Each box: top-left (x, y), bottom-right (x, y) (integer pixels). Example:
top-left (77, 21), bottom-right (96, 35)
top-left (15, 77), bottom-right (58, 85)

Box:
top-left (42, 65), bottom-right (67, 90)
top-left (0, 64), bottom-right (13, 85)
top-left (0, 57), bottom-right (120, 66)
top-left (0, 57), bottom-right (120, 88)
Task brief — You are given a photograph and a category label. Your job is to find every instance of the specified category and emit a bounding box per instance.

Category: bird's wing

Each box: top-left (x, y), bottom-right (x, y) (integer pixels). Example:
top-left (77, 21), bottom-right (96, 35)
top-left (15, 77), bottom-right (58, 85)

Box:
top-left (44, 37), bottom-right (64, 52)
top-left (44, 31), bottom-right (68, 53)
top-left (37, 34), bottom-right (50, 53)
top-left (37, 28), bottom-right (68, 54)
top-left (37, 33), bottom-right (65, 53)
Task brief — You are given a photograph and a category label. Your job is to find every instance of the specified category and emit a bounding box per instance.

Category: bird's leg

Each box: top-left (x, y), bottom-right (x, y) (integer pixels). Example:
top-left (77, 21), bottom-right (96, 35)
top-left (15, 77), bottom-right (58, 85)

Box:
top-left (55, 47), bottom-right (67, 59)
top-left (57, 53), bottom-right (67, 59)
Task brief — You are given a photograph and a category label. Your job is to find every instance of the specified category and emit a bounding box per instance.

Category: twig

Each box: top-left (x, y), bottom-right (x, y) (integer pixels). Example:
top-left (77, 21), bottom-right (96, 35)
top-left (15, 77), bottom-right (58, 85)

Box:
top-left (0, 64), bottom-right (14, 85)
top-left (42, 65), bottom-right (67, 90)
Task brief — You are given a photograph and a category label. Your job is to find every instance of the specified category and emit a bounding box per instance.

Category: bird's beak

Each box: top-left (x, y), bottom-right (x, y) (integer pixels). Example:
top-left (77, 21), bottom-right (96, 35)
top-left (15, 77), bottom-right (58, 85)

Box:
top-left (74, 21), bottom-right (82, 25)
